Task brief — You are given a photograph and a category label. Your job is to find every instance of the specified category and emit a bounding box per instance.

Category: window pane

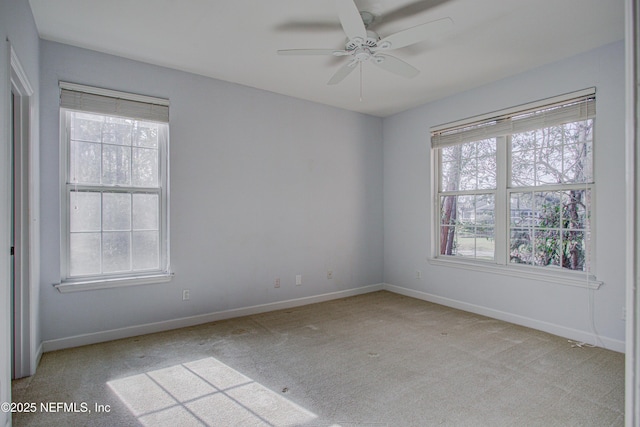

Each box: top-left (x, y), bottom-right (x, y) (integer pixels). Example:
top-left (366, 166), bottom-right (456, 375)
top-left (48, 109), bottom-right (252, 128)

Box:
top-left (510, 190), bottom-right (590, 272)
top-left (457, 227), bottom-right (495, 259)
top-left (511, 129), bottom-right (538, 153)
top-left (134, 121), bottom-right (159, 148)
top-left (510, 192), bottom-right (534, 227)
top-left (475, 194), bottom-right (495, 226)
top-left (535, 144), bottom-right (564, 185)
top-left (102, 144), bottom-right (131, 185)
top-left (476, 153), bottom-right (496, 189)
top-left (71, 112), bottom-right (102, 142)
top-left (102, 117), bottom-right (133, 146)
top-left (561, 190), bottom-right (589, 229)
top-left (564, 142), bottom-right (593, 183)
top-left (103, 193), bottom-right (131, 231)
top-left (440, 194), bottom-right (458, 255)
top-left (441, 159), bottom-right (460, 191)
top-left (133, 231), bottom-right (160, 270)
top-left (511, 148), bottom-right (535, 187)
top-left (70, 233), bottom-right (101, 276)
top-left (441, 145), bottom-right (460, 163)
top-left (561, 230), bottom-right (586, 271)
top-left (511, 120), bottom-right (593, 187)
top-left (457, 142), bottom-right (477, 191)
top-left (453, 194), bottom-right (495, 226)
top-left (441, 143), bottom-right (462, 192)
top-left (536, 192), bottom-right (563, 230)
top-left (510, 228), bottom-right (533, 265)
top-left (534, 229), bottom-right (561, 267)
top-left (455, 195), bottom-right (474, 223)
top-left (103, 232), bottom-right (131, 273)
top-left (454, 227), bottom-right (476, 256)
top-left (132, 147), bottom-right (159, 187)
top-left (440, 195), bottom-right (458, 226)
top-left (70, 191), bottom-right (101, 232)
top-left (440, 194), bottom-right (494, 260)
top-left (442, 139), bottom-right (496, 192)
top-left (133, 193), bottom-right (159, 230)
top-left (563, 121), bottom-right (593, 183)
top-left (476, 228), bottom-right (495, 260)
top-left (70, 140), bottom-right (101, 184)
top-left (584, 231), bottom-right (592, 272)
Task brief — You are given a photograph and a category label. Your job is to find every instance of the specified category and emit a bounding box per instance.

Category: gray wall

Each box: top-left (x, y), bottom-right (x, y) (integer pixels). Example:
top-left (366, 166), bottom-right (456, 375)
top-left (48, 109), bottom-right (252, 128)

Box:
top-left (0, 0), bottom-right (40, 423)
top-left (33, 24), bottom-right (628, 353)
top-left (39, 41), bottom-right (384, 343)
top-left (383, 41), bottom-right (626, 350)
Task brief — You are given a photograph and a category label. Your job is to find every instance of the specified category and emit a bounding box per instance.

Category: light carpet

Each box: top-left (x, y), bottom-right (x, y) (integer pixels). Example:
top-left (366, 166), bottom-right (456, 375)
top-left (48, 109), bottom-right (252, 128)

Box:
top-left (11, 291), bottom-right (624, 426)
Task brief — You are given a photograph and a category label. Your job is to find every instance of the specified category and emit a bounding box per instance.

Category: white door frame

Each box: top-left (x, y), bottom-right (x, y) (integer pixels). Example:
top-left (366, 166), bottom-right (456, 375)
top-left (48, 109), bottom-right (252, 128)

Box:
top-left (9, 46), bottom-right (37, 379)
top-left (626, 0), bottom-right (640, 424)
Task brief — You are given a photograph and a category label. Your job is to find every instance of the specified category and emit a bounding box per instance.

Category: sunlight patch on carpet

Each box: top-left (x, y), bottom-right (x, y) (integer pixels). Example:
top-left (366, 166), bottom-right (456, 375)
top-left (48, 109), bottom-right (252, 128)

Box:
top-left (107, 357), bottom-right (317, 426)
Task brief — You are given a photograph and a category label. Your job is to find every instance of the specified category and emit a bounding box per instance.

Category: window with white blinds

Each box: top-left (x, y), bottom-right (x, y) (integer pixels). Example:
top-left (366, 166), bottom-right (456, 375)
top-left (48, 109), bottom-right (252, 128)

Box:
top-left (431, 89), bottom-right (597, 282)
top-left (58, 83), bottom-right (171, 291)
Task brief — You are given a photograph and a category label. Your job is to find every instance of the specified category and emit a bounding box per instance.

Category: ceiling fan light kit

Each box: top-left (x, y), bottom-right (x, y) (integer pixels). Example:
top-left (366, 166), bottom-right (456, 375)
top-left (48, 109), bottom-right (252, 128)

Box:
top-left (277, 0), bottom-right (453, 86)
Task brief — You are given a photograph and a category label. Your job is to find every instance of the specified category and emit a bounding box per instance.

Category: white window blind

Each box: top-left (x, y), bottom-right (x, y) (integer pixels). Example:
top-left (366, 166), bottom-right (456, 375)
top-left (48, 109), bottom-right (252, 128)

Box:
top-left (59, 82), bottom-right (169, 123)
top-left (431, 89), bottom-right (595, 148)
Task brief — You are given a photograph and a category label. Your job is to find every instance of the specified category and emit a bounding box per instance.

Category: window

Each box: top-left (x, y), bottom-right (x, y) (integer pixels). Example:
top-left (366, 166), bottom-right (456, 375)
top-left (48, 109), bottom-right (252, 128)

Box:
top-left (432, 89), bottom-right (596, 282)
top-left (58, 83), bottom-right (170, 290)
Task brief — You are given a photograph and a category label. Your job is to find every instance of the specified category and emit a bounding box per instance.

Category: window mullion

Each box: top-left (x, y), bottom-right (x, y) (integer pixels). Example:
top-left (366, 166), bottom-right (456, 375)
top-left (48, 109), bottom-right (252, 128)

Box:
top-left (129, 192), bottom-right (134, 273)
top-left (439, 189), bottom-right (498, 197)
top-left (495, 135), bottom-right (508, 265)
top-left (100, 191), bottom-right (104, 275)
top-left (128, 122), bottom-right (134, 273)
top-left (62, 114), bottom-right (71, 280)
top-left (432, 148), bottom-right (442, 259)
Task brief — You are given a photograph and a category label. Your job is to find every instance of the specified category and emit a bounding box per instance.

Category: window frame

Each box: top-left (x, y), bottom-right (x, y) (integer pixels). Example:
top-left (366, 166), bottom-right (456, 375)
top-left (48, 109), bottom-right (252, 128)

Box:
top-left (55, 83), bottom-right (172, 293)
top-left (430, 89), bottom-right (601, 289)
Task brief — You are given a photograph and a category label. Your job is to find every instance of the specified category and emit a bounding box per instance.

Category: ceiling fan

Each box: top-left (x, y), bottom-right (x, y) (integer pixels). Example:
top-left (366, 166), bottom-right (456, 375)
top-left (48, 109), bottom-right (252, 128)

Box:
top-left (277, 0), bottom-right (453, 85)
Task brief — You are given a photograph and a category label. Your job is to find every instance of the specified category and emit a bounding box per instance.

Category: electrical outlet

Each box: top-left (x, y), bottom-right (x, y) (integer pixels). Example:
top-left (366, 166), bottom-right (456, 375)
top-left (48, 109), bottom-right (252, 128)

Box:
top-left (327, 270), bottom-right (333, 279)
top-left (416, 270), bottom-right (422, 279)
top-left (622, 306), bottom-right (627, 321)
top-left (296, 274), bottom-right (302, 286)
top-left (275, 277), bottom-right (281, 288)
top-left (182, 289), bottom-right (190, 301)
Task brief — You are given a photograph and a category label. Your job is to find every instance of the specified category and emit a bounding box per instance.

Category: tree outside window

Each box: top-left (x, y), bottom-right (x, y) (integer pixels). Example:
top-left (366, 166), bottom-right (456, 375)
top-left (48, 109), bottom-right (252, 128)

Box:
top-left (434, 94), bottom-right (594, 274)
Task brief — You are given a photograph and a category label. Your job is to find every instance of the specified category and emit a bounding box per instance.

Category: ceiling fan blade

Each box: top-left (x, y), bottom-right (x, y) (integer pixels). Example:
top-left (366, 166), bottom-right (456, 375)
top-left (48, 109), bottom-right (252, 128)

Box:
top-left (274, 21), bottom-right (342, 33)
top-left (327, 60), bottom-right (358, 85)
top-left (372, 54), bottom-right (419, 78)
top-left (277, 49), bottom-right (347, 56)
top-left (380, 0), bottom-right (451, 24)
top-left (376, 17), bottom-right (453, 51)
top-left (336, 0), bottom-right (367, 41)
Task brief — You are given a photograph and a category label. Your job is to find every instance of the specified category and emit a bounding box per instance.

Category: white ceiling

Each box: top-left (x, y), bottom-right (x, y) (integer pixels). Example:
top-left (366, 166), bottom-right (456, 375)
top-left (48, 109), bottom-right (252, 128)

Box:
top-left (28, 0), bottom-right (624, 117)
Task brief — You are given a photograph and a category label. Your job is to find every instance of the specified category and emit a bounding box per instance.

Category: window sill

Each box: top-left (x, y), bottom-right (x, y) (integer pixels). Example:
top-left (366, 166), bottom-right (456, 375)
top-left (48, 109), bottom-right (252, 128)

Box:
top-left (428, 257), bottom-right (602, 289)
top-left (54, 272), bottom-right (174, 293)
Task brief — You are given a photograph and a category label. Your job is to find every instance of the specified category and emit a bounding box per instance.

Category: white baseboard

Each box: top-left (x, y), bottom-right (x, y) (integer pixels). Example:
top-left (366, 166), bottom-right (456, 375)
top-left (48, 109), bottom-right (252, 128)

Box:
top-left (42, 282), bottom-right (624, 353)
top-left (383, 283), bottom-right (625, 353)
top-left (42, 284), bottom-right (384, 352)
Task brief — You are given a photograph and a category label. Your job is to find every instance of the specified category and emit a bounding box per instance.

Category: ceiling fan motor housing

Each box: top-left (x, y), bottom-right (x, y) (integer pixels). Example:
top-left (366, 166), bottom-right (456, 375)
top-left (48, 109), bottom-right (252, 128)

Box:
top-left (345, 30), bottom-right (379, 51)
